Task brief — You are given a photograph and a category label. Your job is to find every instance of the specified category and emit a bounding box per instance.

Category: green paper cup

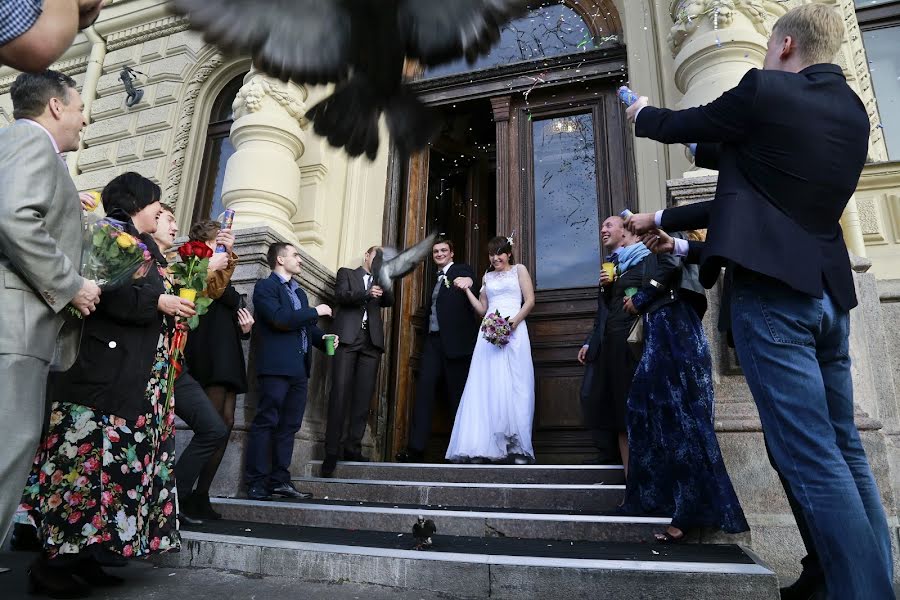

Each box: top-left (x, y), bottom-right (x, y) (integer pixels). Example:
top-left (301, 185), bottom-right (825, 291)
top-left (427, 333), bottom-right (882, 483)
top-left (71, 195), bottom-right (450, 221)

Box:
top-left (324, 334), bottom-right (336, 356)
top-left (625, 287), bottom-right (638, 298)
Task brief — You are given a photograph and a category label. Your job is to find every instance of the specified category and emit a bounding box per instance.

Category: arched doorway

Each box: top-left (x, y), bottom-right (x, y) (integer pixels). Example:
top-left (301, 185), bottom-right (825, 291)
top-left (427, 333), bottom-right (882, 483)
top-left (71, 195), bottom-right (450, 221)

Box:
top-left (387, 0), bottom-right (633, 463)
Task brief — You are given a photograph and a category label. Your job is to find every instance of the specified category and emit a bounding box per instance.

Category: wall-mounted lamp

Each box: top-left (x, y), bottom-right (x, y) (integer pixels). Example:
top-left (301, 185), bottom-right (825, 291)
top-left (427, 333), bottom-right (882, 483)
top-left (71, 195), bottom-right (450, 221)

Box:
top-left (119, 66), bottom-right (145, 107)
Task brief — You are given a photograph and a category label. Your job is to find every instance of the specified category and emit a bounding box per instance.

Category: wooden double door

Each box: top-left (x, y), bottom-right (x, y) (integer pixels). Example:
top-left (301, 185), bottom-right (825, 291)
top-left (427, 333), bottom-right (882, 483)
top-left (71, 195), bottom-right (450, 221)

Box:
top-left (386, 51), bottom-right (636, 463)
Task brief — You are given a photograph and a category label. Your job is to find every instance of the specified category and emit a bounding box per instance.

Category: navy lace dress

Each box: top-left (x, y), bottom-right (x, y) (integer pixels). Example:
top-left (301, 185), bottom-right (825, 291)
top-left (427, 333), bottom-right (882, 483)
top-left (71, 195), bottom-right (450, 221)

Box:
top-left (621, 298), bottom-right (749, 534)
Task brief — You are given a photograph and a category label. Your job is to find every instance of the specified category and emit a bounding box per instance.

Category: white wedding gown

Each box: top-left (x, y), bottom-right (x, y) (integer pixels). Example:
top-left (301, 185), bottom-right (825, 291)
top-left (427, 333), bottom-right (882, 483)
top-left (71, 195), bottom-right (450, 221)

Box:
top-left (446, 264), bottom-right (535, 462)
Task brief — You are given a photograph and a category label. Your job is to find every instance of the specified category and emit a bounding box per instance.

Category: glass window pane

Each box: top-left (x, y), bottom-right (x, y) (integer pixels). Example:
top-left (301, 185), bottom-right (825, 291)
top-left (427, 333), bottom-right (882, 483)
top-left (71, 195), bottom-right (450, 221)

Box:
top-left (855, 0), bottom-right (896, 7)
top-left (425, 2), bottom-right (604, 79)
top-left (863, 25), bottom-right (900, 160)
top-left (207, 135), bottom-right (236, 220)
top-left (532, 113), bottom-right (601, 289)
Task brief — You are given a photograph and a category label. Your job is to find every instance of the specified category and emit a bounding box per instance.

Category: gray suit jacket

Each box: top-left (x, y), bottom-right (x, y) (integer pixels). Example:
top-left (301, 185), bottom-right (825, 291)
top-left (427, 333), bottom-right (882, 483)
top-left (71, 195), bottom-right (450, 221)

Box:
top-left (0, 121), bottom-right (84, 370)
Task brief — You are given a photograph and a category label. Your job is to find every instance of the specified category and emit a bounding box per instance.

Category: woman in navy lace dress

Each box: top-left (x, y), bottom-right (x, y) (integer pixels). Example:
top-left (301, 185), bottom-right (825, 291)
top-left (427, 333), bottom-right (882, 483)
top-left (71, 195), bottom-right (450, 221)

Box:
top-left (621, 231), bottom-right (748, 543)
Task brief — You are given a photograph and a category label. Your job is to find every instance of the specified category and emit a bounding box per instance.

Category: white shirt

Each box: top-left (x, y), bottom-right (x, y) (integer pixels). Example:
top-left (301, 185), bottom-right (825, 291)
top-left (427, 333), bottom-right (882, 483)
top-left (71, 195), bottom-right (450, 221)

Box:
top-left (362, 272), bottom-right (372, 324)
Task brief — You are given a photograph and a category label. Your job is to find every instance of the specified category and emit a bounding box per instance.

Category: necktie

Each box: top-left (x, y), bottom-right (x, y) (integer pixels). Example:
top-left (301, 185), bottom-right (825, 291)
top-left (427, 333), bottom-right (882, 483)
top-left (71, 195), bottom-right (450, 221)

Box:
top-left (285, 281), bottom-right (309, 353)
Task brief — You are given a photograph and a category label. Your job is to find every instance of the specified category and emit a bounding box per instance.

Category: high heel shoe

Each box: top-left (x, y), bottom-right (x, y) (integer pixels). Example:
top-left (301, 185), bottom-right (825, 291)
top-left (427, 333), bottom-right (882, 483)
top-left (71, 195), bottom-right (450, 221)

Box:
top-left (27, 556), bottom-right (90, 599)
top-left (75, 559), bottom-right (124, 587)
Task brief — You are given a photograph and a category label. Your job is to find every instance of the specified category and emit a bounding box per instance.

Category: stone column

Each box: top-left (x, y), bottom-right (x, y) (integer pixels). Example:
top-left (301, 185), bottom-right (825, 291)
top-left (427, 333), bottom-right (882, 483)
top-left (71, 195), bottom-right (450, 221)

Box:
top-left (220, 69), bottom-right (308, 244)
top-left (668, 0), bottom-right (790, 110)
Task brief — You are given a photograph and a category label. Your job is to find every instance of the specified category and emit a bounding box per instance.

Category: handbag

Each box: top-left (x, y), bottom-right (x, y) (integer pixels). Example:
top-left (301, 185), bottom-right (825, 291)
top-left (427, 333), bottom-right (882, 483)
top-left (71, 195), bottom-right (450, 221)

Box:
top-left (627, 315), bottom-right (644, 359)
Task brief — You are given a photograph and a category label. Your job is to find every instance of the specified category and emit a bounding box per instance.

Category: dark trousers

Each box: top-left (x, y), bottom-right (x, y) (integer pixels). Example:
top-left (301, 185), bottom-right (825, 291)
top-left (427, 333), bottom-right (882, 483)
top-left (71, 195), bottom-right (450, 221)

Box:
top-left (580, 361), bottom-right (620, 463)
top-left (173, 371), bottom-right (229, 497)
top-left (325, 333), bottom-right (381, 456)
top-left (408, 333), bottom-right (472, 453)
top-left (244, 372), bottom-right (308, 489)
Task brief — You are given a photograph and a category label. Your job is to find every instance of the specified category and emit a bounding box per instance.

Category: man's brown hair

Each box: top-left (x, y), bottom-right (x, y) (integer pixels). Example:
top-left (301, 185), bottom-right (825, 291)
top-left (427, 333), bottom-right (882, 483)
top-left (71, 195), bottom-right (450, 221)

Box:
top-left (188, 219), bottom-right (220, 243)
top-left (773, 4), bottom-right (844, 66)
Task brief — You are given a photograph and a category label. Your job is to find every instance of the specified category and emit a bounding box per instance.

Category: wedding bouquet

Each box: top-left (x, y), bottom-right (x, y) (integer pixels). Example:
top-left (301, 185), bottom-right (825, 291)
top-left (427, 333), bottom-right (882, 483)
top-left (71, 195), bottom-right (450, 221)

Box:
top-left (481, 310), bottom-right (512, 348)
top-left (67, 216), bottom-right (154, 318)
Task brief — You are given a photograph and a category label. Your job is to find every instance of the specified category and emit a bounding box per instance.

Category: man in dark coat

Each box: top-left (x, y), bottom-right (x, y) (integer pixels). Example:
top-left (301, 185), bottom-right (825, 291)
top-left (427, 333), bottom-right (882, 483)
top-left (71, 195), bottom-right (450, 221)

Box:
top-left (245, 242), bottom-right (335, 500)
top-left (397, 237), bottom-right (479, 462)
top-left (322, 246), bottom-right (392, 476)
top-left (624, 5), bottom-right (892, 598)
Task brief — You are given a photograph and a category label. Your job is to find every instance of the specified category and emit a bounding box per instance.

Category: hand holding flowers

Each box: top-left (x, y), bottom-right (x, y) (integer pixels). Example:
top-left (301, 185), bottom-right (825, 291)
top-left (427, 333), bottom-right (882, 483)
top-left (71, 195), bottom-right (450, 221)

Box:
top-left (481, 310), bottom-right (513, 348)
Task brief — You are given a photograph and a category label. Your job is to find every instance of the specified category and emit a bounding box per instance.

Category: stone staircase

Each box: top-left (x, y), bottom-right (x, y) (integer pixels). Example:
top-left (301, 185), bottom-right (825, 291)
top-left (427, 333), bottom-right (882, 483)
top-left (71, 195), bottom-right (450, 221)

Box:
top-left (157, 462), bottom-right (779, 599)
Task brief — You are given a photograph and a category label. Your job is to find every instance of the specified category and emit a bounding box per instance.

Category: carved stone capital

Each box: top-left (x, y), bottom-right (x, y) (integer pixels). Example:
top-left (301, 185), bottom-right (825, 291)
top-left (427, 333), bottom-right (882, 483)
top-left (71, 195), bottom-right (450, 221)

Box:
top-left (668, 0), bottom-right (793, 56)
top-left (233, 70), bottom-right (308, 127)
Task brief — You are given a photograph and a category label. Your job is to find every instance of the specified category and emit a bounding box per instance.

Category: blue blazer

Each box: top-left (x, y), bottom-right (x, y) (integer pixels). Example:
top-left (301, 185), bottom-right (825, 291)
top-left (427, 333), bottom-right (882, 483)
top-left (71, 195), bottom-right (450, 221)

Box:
top-left (252, 272), bottom-right (325, 377)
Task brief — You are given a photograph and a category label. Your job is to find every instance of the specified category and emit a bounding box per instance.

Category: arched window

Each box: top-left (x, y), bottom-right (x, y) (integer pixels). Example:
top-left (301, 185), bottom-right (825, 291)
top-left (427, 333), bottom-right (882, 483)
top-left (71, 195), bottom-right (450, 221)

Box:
top-left (192, 73), bottom-right (246, 222)
top-left (424, 1), bottom-right (617, 79)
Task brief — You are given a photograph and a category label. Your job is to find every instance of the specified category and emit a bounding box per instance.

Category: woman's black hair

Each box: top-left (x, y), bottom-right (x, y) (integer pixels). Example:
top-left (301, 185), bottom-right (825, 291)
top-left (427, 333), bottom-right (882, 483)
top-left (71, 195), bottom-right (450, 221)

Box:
top-left (101, 171), bottom-right (161, 216)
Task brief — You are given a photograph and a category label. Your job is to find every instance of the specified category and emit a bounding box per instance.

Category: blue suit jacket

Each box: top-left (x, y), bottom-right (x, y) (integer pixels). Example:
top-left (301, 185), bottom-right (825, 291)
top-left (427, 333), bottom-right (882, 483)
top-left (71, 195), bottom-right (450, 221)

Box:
top-left (252, 272), bottom-right (325, 377)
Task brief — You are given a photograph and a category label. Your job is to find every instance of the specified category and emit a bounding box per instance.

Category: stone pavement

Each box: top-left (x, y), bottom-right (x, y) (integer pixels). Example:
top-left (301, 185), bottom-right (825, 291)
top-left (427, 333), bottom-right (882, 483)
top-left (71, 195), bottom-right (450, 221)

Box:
top-left (0, 551), bottom-right (467, 600)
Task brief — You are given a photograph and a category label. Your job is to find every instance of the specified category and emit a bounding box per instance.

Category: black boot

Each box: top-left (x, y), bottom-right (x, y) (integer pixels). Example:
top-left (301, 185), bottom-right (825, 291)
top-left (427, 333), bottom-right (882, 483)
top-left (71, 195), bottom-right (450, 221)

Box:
top-left (193, 492), bottom-right (222, 520)
top-left (178, 493), bottom-right (205, 526)
top-left (321, 454), bottom-right (338, 478)
top-left (11, 523), bottom-right (42, 552)
top-left (28, 555), bottom-right (90, 599)
top-left (75, 558), bottom-right (124, 587)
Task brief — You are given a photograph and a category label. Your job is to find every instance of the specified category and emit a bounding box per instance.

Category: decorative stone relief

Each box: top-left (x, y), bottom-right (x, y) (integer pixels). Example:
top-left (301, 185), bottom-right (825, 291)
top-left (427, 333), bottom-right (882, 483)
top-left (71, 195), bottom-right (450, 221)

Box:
top-left (668, 0), bottom-right (794, 55)
top-left (832, 0), bottom-right (889, 162)
top-left (106, 15), bottom-right (191, 52)
top-left (163, 52), bottom-right (224, 204)
top-left (232, 76), bottom-right (308, 126)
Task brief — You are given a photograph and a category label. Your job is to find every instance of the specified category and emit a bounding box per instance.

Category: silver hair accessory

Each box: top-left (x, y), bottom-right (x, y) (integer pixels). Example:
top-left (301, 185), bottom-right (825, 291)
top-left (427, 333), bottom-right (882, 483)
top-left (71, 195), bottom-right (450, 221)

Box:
top-left (506, 230), bottom-right (516, 246)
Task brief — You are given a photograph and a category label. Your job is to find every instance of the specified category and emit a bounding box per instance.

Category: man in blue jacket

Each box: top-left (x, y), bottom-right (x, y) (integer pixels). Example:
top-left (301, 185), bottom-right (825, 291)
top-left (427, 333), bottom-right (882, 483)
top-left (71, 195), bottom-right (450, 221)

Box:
top-left (245, 242), bottom-right (337, 500)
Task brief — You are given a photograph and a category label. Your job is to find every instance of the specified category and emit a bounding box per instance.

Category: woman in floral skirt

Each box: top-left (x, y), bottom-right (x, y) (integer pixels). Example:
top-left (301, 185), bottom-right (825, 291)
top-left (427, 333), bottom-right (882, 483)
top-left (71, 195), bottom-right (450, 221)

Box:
top-left (21, 172), bottom-right (196, 598)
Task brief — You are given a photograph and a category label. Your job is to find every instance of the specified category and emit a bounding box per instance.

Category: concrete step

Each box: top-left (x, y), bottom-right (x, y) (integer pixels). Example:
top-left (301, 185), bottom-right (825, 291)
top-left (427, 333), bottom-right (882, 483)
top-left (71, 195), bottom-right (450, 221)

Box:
top-left (160, 519), bottom-right (779, 600)
top-left (291, 476), bottom-right (625, 511)
top-left (208, 497), bottom-right (671, 543)
top-left (303, 461), bottom-right (625, 484)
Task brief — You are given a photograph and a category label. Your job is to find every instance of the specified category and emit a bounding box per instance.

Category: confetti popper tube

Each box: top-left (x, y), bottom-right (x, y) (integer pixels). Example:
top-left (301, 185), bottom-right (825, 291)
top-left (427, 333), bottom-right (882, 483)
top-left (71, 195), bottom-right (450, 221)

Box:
top-left (215, 209), bottom-right (235, 253)
top-left (620, 209), bottom-right (634, 219)
top-left (617, 86), bottom-right (640, 107)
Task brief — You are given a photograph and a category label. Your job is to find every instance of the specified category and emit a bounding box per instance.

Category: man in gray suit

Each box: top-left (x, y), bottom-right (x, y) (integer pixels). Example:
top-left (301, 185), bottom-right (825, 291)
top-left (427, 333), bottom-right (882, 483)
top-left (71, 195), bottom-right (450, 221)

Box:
top-left (0, 70), bottom-right (101, 553)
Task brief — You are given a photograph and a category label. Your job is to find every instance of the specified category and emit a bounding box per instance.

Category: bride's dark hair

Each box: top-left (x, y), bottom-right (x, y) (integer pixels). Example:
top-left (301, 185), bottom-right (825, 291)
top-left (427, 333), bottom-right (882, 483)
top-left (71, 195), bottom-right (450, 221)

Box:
top-left (486, 235), bottom-right (515, 272)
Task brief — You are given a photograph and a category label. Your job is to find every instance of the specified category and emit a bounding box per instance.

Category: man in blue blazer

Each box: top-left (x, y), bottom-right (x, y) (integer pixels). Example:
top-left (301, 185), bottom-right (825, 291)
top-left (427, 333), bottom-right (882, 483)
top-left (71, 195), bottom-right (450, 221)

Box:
top-left (623, 5), bottom-right (893, 599)
top-left (245, 242), bottom-right (337, 500)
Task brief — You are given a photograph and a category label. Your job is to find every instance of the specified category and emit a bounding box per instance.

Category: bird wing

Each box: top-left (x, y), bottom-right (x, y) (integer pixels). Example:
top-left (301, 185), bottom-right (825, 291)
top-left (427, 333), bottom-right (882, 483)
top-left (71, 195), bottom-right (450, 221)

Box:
top-left (170, 0), bottom-right (351, 84)
top-left (380, 232), bottom-right (438, 282)
top-left (398, 0), bottom-right (530, 66)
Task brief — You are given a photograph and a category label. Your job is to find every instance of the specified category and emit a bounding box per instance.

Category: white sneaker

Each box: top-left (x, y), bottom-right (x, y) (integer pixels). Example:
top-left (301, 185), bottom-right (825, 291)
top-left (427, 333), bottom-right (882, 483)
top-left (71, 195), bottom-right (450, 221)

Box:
top-left (513, 456), bottom-right (530, 465)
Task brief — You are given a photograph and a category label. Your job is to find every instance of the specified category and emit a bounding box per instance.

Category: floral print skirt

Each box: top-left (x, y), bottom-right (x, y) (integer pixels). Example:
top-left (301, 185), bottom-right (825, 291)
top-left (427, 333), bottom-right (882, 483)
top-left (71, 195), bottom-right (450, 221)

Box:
top-left (18, 331), bottom-right (181, 559)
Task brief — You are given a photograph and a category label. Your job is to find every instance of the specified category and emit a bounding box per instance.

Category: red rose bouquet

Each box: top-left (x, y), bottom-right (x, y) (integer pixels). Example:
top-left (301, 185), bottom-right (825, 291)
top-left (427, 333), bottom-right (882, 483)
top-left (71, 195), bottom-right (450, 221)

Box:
top-left (164, 240), bottom-right (216, 412)
top-left (481, 310), bottom-right (513, 348)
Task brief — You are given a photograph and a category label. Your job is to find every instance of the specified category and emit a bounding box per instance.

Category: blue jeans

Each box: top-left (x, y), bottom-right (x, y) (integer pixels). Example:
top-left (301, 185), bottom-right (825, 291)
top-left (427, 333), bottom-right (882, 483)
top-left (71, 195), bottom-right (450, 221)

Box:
top-left (730, 270), bottom-right (893, 599)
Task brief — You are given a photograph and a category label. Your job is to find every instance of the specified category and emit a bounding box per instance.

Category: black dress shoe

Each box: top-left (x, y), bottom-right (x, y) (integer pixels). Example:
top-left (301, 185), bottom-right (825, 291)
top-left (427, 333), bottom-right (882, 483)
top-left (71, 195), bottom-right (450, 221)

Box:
top-left (270, 483), bottom-right (312, 500)
top-left (395, 448), bottom-right (424, 463)
top-left (321, 454), bottom-right (338, 478)
top-left (178, 495), bottom-right (205, 526)
top-left (28, 556), bottom-right (90, 599)
top-left (75, 559), bottom-right (124, 587)
top-left (780, 570), bottom-right (826, 600)
top-left (89, 547), bottom-right (128, 568)
top-left (344, 450), bottom-right (369, 462)
top-left (246, 485), bottom-right (272, 501)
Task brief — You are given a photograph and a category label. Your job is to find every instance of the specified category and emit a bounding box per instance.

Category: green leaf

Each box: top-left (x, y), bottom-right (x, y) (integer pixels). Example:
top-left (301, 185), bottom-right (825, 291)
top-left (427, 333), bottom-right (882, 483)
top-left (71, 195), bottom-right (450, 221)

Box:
top-left (187, 315), bottom-right (200, 330)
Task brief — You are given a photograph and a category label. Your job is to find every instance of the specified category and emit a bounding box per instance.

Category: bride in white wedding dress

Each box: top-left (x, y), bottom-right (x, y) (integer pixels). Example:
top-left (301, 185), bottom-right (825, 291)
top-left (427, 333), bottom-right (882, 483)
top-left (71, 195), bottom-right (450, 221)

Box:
top-left (446, 236), bottom-right (536, 464)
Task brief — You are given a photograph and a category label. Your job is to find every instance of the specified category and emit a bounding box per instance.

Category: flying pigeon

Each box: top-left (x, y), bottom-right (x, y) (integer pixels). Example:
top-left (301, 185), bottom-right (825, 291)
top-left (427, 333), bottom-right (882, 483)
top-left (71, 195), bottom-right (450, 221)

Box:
top-left (412, 516), bottom-right (437, 550)
top-left (371, 232), bottom-right (438, 305)
top-left (170, 0), bottom-right (530, 159)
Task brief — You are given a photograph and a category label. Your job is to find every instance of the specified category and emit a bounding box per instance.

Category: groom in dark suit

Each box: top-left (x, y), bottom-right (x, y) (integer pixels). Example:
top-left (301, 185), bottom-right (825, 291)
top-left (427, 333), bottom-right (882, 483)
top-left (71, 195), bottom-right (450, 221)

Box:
top-left (322, 246), bottom-right (392, 476)
top-left (623, 5), bottom-right (893, 599)
top-left (397, 237), bottom-right (479, 462)
top-left (245, 242), bottom-right (336, 500)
